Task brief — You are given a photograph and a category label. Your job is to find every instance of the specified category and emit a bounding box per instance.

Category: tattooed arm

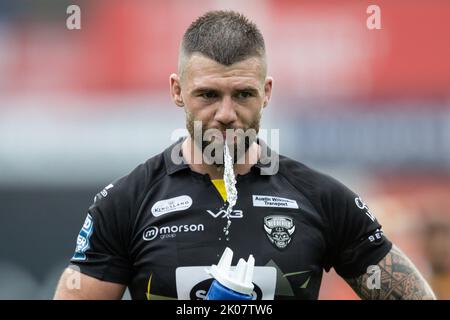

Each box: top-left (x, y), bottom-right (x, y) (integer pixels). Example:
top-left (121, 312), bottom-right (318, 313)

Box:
top-left (345, 245), bottom-right (436, 300)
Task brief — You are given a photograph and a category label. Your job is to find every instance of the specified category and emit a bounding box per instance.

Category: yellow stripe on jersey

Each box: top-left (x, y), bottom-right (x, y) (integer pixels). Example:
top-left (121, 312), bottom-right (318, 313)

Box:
top-left (211, 179), bottom-right (227, 202)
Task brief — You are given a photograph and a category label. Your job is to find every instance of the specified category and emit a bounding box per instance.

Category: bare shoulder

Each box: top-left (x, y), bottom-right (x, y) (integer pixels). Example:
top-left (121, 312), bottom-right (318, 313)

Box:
top-left (345, 245), bottom-right (436, 300)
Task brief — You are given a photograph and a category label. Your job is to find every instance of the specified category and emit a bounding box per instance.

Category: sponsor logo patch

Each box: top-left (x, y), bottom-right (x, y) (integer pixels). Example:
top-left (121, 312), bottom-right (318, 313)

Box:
top-left (206, 209), bottom-right (243, 219)
top-left (151, 195), bottom-right (193, 217)
top-left (143, 223), bottom-right (204, 241)
top-left (355, 196), bottom-right (376, 222)
top-left (263, 215), bottom-right (296, 250)
top-left (94, 184), bottom-right (114, 203)
top-left (368, 228), bottom-right (384, 242)
top-left (252, 195), bottom-right (299, 209)
top-left (72, 213), bottom-right (94, 261)
top-left (175, 266), bottom-right (276, 300)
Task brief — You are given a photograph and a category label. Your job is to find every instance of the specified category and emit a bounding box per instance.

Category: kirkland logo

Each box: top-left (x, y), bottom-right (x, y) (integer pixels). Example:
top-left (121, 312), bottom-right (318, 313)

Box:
top-left (142, 224), bottom-right (205, 241)
top-left (151, 195), bottom-right (193, 217)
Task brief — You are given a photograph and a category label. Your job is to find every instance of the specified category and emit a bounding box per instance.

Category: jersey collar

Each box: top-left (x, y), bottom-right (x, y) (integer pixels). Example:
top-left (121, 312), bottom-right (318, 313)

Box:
top-left (164, 137), bottom-right (191, 175)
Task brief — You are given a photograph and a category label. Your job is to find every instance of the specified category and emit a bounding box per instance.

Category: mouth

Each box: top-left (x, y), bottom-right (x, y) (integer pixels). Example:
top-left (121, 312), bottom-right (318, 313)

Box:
top-left (222, 131), bottom-right (239, 144)
top-left (206, 129), bottom-right (238, 143)
top-left (221, 130), bottom-right (233, 139)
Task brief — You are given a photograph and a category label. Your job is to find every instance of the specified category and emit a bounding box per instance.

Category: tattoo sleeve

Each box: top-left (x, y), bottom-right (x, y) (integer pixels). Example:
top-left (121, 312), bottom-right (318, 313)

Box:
top-left (345, 245), bottom-right (436, 300)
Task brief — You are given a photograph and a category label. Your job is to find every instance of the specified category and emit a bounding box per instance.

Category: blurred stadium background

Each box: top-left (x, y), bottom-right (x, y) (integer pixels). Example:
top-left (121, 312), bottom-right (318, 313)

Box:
top-left (0, 0), bottom-right (449, 299)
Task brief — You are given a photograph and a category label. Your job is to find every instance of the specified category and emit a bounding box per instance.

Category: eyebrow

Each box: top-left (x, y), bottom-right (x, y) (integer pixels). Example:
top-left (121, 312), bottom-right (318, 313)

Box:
top-left (234, 87), bottom-right (259, 95)
top-left (190, 87), bottom-right (219, 95)
top-left (190, 87), bottom-right (259, 95)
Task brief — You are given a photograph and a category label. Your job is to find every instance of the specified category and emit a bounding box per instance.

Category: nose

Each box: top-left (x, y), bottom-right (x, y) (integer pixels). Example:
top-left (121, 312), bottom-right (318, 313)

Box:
top-left (214, 95), bottom-right (237, 126)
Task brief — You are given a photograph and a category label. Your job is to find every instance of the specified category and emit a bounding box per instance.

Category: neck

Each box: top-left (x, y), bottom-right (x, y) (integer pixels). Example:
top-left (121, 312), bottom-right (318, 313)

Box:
top-left (181, 137), bottom-right (260, 179)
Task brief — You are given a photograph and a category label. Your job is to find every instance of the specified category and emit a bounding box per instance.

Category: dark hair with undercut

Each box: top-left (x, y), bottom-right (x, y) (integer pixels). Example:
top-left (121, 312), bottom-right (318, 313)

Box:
top-left (179, 10), bottom-right (266, 70)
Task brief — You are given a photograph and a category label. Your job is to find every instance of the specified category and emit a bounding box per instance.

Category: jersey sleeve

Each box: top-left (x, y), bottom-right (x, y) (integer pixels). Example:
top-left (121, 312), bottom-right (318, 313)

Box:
top-left (320, 177), bottom-right (392, 278)
top-left (69, 177), bottom-right (135, 285)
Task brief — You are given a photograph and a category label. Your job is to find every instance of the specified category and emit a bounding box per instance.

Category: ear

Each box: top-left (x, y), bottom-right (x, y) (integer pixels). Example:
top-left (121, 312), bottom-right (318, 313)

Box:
top-left (170, 73), bottom-right (184, 107)
top-left (263, 76), bottom-right (273, 108)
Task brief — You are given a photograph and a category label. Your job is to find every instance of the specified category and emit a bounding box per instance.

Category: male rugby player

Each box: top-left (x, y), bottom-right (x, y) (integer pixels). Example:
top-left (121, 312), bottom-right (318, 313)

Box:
top-left (54, 11), bottom-right (435, 300)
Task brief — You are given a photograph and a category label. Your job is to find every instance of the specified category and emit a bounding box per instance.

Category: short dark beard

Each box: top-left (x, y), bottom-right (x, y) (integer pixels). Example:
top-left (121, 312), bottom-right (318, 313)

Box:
top-left (186, 110), bottom-right (260, 167)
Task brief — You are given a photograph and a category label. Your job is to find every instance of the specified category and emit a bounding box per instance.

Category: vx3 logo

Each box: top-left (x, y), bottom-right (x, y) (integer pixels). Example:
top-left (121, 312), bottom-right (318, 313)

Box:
top-left (206, 209), bottom-right (243, 219)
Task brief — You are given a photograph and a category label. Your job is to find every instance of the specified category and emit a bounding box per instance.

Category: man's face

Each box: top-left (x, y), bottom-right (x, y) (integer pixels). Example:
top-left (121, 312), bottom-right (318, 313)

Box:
top-left (170, 54), bottom-right (272, 166)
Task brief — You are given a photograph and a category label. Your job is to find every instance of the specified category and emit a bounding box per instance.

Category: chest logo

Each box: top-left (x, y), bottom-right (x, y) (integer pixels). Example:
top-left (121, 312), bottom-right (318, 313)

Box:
top-left (206, 209), bottom-right (243, 219)
top-left (151, 195), bottom-right (193, 217)
top-left (263, 215), bottom-right (296, 250)
top-left (143, 223), bottom-right (205, 241)
top-left (253, 195), bottom-right (299, 209)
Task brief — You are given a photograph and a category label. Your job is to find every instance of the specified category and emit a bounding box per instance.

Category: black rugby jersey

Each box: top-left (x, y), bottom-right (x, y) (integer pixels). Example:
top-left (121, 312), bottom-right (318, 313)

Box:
top-left (70, 137), bottom-right (392, 300)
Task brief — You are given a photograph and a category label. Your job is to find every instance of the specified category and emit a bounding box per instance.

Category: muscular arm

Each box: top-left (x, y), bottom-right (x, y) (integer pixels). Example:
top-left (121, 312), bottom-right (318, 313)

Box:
top-left (345, 245), bottom-right (436, 300)
top-left (54, 267), bottom-right (126, 300)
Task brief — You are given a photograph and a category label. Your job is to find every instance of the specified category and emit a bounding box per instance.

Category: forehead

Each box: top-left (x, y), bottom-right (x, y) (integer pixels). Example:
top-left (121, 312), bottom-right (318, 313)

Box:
top-left (182, 54), bottom-right (266, 89)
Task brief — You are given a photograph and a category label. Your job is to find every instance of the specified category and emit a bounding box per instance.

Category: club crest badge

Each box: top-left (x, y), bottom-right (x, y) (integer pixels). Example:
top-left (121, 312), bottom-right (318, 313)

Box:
top-left (263, 215), bottom-right (295, 250)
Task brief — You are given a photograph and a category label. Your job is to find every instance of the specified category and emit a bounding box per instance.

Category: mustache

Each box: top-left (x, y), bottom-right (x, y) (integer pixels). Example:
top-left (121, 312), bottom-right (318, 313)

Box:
top-left (203, 126), bottom-right (246, 132)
